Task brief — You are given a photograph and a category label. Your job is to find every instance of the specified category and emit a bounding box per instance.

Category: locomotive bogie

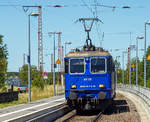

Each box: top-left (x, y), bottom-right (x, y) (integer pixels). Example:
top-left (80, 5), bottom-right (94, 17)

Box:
top-left (67, 98), bottom-right (113, 110)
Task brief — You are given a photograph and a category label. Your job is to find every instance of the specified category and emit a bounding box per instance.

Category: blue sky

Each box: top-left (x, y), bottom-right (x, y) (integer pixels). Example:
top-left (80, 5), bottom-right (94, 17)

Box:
top-left (0, 0), bottom-right (150, 72)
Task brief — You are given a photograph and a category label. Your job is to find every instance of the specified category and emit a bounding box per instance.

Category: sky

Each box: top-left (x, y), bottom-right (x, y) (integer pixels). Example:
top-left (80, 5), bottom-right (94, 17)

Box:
top-left (0, 0), bottom-right (150, 72)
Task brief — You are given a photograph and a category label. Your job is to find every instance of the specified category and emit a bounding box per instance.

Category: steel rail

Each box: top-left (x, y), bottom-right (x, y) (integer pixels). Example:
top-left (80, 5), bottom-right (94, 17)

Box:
top-left (60, 111), bottom-right (76, 122)
top-left (27, 105), bottom-right (71, 122)
top-left (92, 100), bottom-right (112, 122)
top-left (92, 111), bottom-right (103, 122)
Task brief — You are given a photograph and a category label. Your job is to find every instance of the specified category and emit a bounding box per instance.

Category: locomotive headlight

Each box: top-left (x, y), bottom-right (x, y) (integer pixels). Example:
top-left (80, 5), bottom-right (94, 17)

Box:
top-left (71, 85), bottom-right (77, 89)
top-left (99, 84), bottom-right (105, 88)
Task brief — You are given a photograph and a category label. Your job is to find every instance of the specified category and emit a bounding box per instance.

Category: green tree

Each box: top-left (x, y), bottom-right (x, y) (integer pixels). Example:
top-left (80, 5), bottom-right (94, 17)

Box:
top-left (137, 45), bottom-right (150, 87)
top-left (146, 46), bottom-right (150, 88)
top-left (0, 35), bottom-right (8, 88)
top-left (126, 46), bottom-right (150, 88)
top-left (117, 69), bottom-right (122, 83)
top-left (32, 74), bottom-right (44, 89)
top-left (19, 64), bottom-right (38, 84)
top-left (131, 58), bottom-right (136, 85)
top-left (138, 60), bottom-right (144, 86)
top-left (19, 64), bottom-right (45, 89)
top-left (47, 72), bottom-right (53, 85)
top-left (114, 59), bottom-right (122, 83)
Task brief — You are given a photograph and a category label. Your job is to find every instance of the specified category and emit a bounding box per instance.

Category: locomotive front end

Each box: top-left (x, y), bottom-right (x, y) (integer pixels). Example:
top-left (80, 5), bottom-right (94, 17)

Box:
top-left (65, 51), bottom-right (116, 110)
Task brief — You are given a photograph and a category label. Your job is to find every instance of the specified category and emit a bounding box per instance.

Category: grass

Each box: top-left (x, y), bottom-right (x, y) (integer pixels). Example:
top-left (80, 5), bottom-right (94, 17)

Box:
top-left (0, 85), bottom-right (55, 109)
top-left (31, 85), bottom-right (53, 101)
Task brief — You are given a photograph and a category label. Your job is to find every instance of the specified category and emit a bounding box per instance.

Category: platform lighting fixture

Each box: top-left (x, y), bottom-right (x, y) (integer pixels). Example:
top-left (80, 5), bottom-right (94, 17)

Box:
top-left (144, 20), bottom-right (150, 88)
top-left (136, 36), bottom-right (144, 87)
top-left (30, 12), bottom-right (40, 16)
top-left (53, 5), bottom-right (65, 7)
top-left (28, 12), bottom-right (40, 102)
top-left (65, 41), bottom-right (72, 55)
top-left (48, 32), bottom-right (58, 96)
top-left (121, 6), bottom-right (131, 8)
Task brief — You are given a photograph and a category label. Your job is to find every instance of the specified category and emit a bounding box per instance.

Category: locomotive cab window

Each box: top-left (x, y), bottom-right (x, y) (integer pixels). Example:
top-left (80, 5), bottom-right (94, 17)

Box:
top-left (91, 58), bottom-right (106, 74)
top-left (70, 59), bottom-right (84, 74)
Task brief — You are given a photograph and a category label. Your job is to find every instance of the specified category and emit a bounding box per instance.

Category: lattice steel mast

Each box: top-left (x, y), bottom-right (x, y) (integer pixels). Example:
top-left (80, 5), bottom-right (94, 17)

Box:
top-left (38, 6), bottom-right (43, 72)
top-left (23, 6), bottom-right (43, 72)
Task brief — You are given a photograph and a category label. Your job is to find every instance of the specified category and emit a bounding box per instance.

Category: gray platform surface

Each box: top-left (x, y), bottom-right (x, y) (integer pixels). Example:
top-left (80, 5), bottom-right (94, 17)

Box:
top-left (0, 95), bottom-right (65, 122)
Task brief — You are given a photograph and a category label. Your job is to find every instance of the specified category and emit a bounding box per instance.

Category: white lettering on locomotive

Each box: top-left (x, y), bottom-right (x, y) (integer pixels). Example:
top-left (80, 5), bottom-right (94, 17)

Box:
top-left (80, 85), bottom-right (96, 88)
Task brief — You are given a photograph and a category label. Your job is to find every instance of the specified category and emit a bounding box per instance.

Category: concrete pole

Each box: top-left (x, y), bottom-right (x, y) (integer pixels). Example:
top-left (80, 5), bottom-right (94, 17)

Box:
top-left (65, 43), bottom-right (66, 56)
top-left (61, 46), bottom-right (64, 86)
top-left (144, 23), bottom-right (147, 88)
top-left (53, 34), bottom-right (56, 96)
top-left (23, 53), bottom-right (25, 66)
top-left (129, 47), bottom-right (131, 87)
top-left (116, 56), bottom-right (120, 84)
top-left (136, 36), bottom-right (144, 86)
top-left (136, 38), bottom-right (138, 87)
top-left (116, 68), bottom-right (118, 84)
top-left (28, 14), bottom-right (31, 102)
top-left (48, 32), bottom-right (57, 96)
top-left (122, 52), bottom-right (124, 84)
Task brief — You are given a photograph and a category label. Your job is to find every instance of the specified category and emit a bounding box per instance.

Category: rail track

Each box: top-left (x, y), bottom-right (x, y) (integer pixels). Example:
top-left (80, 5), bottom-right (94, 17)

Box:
top-left (92, 111), bottom-right (103, 122)
top-left (55, 93), bottom-right (141, 122)
top-left (60, 111), bottom-right (76, 122)
top-left (16, 93), bottom-right (141, 122)
top-left (57, 109), bottom-right (104, 122)
top-left (56, 102), bottom-right (110, 122)
top-left (26, 104), bottom-right (72, 122)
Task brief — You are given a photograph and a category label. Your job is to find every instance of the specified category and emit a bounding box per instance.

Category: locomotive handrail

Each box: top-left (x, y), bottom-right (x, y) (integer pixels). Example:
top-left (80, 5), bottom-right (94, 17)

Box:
top-left (117, 84), bottom-right (150, 107)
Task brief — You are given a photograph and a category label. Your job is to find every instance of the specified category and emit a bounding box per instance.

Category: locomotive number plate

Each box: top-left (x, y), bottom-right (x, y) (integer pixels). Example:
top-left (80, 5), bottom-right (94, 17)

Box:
top-left (83, 78), bottom-right (92, 81)
top-left (80, 85), bottom-right (96, 88)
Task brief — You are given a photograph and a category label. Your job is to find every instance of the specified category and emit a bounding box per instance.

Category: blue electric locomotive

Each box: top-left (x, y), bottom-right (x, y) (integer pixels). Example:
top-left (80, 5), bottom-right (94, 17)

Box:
top-left (64, 47), bottom-right (116, 110)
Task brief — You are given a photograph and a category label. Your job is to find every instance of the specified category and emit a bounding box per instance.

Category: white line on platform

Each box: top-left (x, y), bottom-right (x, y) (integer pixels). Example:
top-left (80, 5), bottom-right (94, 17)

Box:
top-left (0, 97), bottom-right (65, 118)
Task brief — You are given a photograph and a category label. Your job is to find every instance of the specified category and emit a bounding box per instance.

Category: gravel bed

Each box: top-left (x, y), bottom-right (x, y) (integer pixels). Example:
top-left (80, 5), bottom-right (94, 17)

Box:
top-left (55, 93), bottom-right (141, 122)
top-left (99, 93), bottom-right (141, 122)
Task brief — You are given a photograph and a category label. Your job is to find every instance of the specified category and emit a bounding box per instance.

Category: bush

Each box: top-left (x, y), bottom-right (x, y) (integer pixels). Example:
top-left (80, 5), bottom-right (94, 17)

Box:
top-left (32, 73), bottom-right (44, 89)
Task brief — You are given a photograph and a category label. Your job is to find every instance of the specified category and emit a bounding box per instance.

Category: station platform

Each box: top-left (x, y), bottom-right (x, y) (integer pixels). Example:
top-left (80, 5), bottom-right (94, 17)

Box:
top-left (0, 95), bottom-right (65, 122)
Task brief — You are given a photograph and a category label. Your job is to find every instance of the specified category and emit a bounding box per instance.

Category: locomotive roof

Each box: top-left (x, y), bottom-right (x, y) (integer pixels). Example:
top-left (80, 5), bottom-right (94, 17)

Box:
top-left (65, 50), bottom-right (111, 57)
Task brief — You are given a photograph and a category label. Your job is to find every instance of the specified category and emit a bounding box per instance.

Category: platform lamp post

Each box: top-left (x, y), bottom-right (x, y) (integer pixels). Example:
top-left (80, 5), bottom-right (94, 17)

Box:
top-left (129, 44), bottom-right (136, 87)
top-left (122, 51), bottom-right (127, 84)
top-left (65, 41), bottom-right (72, 55)
top-left (48, 32), bottom-right (57, 96)
top-left (28, 12), bottom-right (40, 102)
top-left (136, 36), bottom-right (144, 87)
top-left (144, 21), bottom-right (150, 88)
